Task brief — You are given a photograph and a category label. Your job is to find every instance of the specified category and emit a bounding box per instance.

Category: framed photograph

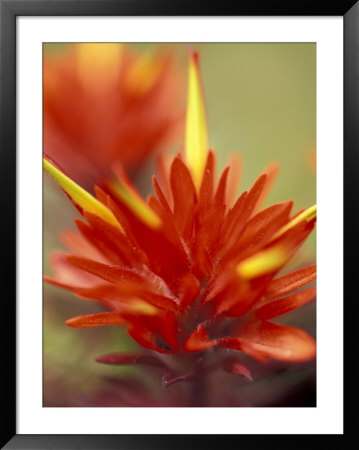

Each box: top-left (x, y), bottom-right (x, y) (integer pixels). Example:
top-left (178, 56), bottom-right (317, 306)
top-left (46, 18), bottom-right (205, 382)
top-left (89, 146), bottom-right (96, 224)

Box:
top-left (1, 1), bottom-right (356, 448)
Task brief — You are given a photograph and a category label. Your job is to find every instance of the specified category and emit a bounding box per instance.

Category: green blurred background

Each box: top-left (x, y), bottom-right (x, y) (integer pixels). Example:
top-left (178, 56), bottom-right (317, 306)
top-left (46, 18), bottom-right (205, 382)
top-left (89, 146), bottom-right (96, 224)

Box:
top-left (43, 43), bottom-right (316, 406)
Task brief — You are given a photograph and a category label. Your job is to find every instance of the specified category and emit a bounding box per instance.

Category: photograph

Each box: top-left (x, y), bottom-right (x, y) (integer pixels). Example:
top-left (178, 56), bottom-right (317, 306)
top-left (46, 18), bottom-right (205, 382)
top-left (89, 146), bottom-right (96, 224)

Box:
top-left (43, 42), bottom-right (316, 408)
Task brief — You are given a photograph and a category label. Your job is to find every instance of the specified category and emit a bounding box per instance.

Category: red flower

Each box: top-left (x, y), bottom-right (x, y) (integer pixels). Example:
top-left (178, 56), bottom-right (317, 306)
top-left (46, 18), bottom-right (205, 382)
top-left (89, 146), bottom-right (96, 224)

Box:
top-left (44, 43), bottom-right (183, 186)
top-left (44, 50), bottom-right (316, 395)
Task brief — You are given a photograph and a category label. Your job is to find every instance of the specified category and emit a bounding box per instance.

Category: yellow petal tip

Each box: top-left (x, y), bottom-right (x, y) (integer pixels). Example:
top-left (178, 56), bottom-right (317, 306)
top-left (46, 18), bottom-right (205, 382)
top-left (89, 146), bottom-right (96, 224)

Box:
top-left (185, 49), bottom-right (209, 191)
top-left (108, 179), bottom-right (162, 230)
top-left (274, 204), bottom-right (317, 239)
top-left (43, 158), bottom-right (122, 230)
top-left (237, 246), bottom-right (288, 280)
top-left (125, 299), bottom-right (159, 316)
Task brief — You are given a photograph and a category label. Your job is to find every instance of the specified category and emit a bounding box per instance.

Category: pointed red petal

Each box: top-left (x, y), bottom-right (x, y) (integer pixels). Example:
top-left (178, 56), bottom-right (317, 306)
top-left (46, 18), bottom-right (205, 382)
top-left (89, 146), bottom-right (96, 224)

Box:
top-left (244, 173), bottom-right (268, 217)
top-left (222, 356), bottom-right (253, 381)
top-left (198, 151), bottom-right (215, 214)
top-left (127, 311), bottom-right (179, 354)
top-left (270, 217), bottom-right (316, 251)
top-left (220, 174), bottom-right (267, 255)
top-left (95, 353), bottom-right (169, 369)
top-left (74, 219), bottom-right (124, 264)
top-left (147, 193), bottom-right (187, 256)
top-left (105, 195), bottom-right (147, 256)
top-left (225, 153), bottom-right (242, 207)
top-left (214, 166), bottom-right (229, 208)
top-left (236, 220), bottom-right (316, 284)
top-left (94, 185), bottom-right (114, 207)
top-left (239, 320), bottom-right (316, 362)
top-left (227, 201), bottom-right (293, 264)
top-left (95, 353), bottom-right (139, 365)
top-left (155, 155), bottom-right (173, 209)
top-left (66, 257), bottom-right (178, 313)
top-left (170, 156), bottom-right (197, 241)
top-left (106, 188), bottom-right (190, 291)
top-left (66, 312), bottom-right (127, 328)
top-left (193, 202), bottom-right (226, 278)
top-left (109, 161), bottom-right (162, 230)
top-left (60, 228), bottom-right (106, 261)
top-left (152, 175), bottom-right (173, 217)
top-left (264, 265), bottom-right (316, 301)
top-left (237, 201), bottom-right (293, 254)
top-left (217, 337), bottom-right (269, 362)
top-left (252, 162), bottom-right (280, 214)
top-left (45, 251), bottom-right (103, 290)
top-left (215, 274), bottom-right (271, 317)
top-left (66, 255), bottom-right (144, 285)
top-left (177, 273), bottom-right (201, 309)
top-left (220, 191), bottom-right (248, 248)
top-left (183, 325), bottom-right (216, 352)
top-left (71, 284), bottom-right (131, 307)
top-left (127, 326), bottom-right (166, 353)
top-left (255, 286), bottom-right (316, 320)
top-left (83, 211), bottom-right (141, 267)
top-left (290, 207), bottom-right (306, 220)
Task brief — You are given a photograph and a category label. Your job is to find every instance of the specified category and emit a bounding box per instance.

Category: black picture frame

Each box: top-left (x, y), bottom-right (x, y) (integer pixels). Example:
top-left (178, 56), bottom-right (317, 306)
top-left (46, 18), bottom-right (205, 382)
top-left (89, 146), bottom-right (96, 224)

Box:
top-left (1, 1), bottom-right (357, 448)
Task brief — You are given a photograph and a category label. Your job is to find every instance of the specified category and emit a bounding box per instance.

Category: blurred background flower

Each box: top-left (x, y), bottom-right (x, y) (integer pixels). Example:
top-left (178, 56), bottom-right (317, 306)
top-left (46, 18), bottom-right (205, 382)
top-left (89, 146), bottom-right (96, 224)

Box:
top-left (44, 43), bottom-right (184, 188)
top-left (43, 43), bottom-right (316, 407)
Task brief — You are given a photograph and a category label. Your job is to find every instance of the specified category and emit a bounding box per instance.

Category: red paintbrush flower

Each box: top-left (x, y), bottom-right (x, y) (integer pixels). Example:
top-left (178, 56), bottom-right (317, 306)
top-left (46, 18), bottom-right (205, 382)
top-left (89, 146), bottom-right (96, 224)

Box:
top-left (44, 50), bottom-right (316, 405)
top-left (44, 43), bottom-right (183, 186)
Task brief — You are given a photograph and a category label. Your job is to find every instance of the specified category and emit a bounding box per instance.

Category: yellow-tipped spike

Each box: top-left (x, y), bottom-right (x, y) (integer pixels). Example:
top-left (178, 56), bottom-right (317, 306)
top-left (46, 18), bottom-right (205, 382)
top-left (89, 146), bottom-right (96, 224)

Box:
top-left (43, 158), bottom-right (122, 230)
top-left (237, 246), bottom-right (288, 280)
top-left (274, 204), bottom-right (317, 239)
top-left (76, 43), bottom-right (123, 88)
top-left (185, 50), bottom-right (209, 191)
top-left (108, 179), bottom-right (162, 230)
